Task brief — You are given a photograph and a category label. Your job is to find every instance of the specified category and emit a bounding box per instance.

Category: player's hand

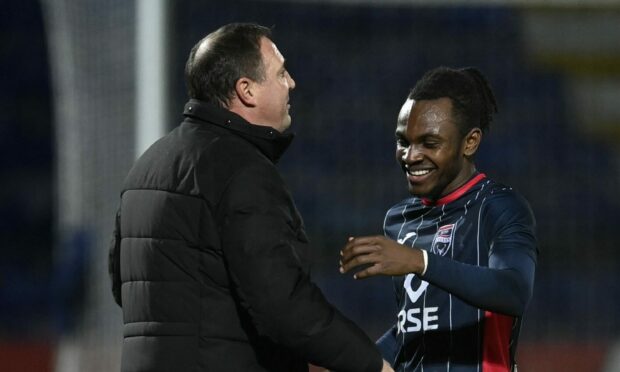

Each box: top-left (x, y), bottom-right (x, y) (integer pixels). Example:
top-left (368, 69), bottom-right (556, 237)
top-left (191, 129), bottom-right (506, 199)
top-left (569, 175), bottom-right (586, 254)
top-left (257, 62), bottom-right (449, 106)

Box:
top-left (381, 359), bottom-right (395, 372)
top-left (339, 235), bottom-right (425, 279)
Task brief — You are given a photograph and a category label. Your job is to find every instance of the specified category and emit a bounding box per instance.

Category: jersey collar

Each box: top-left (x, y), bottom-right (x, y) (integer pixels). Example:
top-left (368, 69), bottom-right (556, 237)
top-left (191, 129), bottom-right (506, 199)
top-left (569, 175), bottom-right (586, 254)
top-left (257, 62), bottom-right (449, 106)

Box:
top-left (422, 173), bottom-right (487, 206)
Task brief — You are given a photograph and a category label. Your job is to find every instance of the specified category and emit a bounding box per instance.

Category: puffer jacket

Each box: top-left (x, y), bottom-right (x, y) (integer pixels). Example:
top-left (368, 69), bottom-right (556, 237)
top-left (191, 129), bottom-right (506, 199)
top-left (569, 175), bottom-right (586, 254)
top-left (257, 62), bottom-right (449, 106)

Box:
top-left (108, 99), bottom-right (382, 372)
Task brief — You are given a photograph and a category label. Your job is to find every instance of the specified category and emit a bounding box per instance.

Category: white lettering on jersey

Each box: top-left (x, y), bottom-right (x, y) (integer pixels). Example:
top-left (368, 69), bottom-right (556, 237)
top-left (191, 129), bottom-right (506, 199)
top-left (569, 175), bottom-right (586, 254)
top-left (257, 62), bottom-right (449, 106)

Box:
top-left (398, 274), bottom-right (439, 334)
top-left (397, 307), bottom-right (439, 333)
top-left (404, 273), bottom-right (429, 303)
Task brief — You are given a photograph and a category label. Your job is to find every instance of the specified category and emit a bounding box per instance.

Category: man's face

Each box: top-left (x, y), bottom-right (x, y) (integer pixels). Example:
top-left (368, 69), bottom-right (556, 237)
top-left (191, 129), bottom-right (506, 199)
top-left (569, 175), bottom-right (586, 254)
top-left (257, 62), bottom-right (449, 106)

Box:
top-left (253, 37), bottom-right (296, 132)
top-left (395, 97), bottom-right (472, 200)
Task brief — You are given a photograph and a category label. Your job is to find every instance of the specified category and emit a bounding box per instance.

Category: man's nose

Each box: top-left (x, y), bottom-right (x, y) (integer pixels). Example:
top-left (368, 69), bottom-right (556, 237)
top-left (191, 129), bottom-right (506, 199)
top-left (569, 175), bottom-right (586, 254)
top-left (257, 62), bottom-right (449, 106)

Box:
top-left (287, 72), bottom-right (296, 90)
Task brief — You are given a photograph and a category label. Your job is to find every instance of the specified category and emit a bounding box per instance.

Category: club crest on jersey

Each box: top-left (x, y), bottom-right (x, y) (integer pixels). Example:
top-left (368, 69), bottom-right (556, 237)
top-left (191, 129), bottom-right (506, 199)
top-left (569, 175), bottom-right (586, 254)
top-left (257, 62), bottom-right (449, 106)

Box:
top-left (431, 224), bottom-right (455, 256)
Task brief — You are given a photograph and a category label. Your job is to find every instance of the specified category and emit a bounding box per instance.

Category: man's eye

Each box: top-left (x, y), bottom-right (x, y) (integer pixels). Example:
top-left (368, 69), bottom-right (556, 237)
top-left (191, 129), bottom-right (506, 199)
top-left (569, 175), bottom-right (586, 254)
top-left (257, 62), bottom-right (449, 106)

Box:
top-left (424, 142), bottom-right (439, 148)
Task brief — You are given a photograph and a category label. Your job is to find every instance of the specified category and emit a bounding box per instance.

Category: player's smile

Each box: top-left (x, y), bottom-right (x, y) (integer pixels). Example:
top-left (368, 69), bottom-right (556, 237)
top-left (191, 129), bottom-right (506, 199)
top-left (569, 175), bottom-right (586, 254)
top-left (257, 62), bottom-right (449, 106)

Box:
top-left (404, 164), bottom-right (436, 184)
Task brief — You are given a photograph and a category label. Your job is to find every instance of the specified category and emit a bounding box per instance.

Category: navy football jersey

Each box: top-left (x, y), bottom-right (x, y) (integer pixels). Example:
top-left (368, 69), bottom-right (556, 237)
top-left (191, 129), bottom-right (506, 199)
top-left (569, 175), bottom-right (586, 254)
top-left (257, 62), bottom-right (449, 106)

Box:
top-left (378, 173), bottom-right (537, 372)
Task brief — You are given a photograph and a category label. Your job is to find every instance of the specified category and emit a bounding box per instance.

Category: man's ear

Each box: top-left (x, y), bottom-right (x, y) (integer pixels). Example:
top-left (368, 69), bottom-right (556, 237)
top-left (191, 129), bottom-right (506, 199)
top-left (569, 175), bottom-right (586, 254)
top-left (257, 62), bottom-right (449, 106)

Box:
top-left (234, 77), bottom-right (257, 107)
top-left (463, 128), bottom-right (482, 157)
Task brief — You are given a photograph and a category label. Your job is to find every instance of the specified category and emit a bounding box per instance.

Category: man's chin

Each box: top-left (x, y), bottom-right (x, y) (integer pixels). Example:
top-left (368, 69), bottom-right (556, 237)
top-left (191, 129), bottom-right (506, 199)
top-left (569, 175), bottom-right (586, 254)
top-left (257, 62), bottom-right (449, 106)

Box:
top-left (280, 116), bottom-right (292, 131)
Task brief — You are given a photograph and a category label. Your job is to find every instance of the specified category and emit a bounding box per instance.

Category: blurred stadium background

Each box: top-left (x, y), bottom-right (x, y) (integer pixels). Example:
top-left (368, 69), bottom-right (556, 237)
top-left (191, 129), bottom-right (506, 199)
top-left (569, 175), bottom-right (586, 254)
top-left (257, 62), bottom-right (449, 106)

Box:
top-left (2, 0), bottom-right (620, 371)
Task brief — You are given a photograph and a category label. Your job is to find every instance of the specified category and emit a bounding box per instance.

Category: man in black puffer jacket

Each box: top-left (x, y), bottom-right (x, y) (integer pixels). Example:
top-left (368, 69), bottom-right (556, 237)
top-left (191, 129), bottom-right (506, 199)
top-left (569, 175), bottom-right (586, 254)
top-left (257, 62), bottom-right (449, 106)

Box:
top-left (108, 23), bottom-right (391, 372)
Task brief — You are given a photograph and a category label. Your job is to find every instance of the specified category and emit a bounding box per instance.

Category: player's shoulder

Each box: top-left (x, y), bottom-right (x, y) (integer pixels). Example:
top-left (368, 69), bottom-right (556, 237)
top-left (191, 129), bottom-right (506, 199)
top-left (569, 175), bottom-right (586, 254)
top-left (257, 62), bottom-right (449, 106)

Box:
top-left (482, 178), bottom-right (530, 204)
top-left (386, 196), bottom-right (423, 216)
top-left (383, 196), bottom-right (427, 230)
top-left (481, 178), bottom-right (535, 223)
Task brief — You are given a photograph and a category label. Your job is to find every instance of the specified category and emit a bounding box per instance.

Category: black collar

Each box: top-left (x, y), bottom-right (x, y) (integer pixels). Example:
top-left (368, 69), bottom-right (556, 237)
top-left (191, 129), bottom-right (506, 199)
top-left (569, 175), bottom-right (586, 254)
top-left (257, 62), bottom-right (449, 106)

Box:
top-left (183, 99), bottom-right (294, 163)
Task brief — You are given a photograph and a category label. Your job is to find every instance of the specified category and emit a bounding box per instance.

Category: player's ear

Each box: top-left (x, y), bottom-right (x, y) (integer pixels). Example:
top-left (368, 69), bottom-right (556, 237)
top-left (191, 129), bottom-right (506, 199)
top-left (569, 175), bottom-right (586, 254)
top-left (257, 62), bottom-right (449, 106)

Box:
top-left (463, 128), bottom-right (482, 157)
top-left (234, 77), bottom-right (257, 107)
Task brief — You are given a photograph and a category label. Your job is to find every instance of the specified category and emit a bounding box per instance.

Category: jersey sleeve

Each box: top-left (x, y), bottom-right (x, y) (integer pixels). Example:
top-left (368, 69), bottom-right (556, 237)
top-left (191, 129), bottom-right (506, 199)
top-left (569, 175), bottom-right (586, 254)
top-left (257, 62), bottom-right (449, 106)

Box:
top-left (421, 191), bottom-right (537, 316)
top-left (219, 161), bottom-right (382, 372)
top-left (376, 325), bottom-right (398, 365)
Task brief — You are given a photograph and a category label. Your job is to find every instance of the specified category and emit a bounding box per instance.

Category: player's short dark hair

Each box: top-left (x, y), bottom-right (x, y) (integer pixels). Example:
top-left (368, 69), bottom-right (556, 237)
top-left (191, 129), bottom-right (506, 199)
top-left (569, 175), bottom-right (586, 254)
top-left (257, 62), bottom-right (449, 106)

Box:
top-left (185, 23), bottom-right (272, 107)
top-left (409, 66), bottom-right (498, 136)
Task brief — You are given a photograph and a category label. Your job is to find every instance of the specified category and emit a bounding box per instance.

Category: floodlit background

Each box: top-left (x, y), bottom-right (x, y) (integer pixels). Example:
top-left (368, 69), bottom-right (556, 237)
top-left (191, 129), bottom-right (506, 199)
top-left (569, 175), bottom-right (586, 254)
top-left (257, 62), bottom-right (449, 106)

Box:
top-left (1, 0), bottom-right (620, 371)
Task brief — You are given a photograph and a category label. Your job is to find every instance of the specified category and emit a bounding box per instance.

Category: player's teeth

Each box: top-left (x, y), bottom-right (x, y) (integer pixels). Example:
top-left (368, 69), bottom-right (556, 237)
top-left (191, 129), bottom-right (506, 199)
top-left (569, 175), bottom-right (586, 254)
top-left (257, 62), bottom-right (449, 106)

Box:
top-left (409, 169), bottom-right (430, 176)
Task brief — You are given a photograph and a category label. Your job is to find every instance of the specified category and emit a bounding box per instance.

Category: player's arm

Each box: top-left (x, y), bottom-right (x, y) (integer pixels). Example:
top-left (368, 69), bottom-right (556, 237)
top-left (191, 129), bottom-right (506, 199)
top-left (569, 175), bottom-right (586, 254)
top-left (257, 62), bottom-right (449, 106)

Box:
top-left (219, 161), bottom-right (383, 372)
top-left (422, 193), bottom-right (537, 315)
top-left (376, 325), bottom-right (398, 365)
top-left (419, 243), bottom-right (535, 316)
top-left (340, 193), bottom-right (537, 316)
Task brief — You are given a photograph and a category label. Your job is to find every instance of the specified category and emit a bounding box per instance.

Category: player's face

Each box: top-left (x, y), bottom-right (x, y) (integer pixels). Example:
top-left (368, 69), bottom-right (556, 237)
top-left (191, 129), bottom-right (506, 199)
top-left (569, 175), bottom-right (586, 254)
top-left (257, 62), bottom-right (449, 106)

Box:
top-left (395, 97), bottom-right (475, 200)
top-left (252, 37), bottom-right (296, 132)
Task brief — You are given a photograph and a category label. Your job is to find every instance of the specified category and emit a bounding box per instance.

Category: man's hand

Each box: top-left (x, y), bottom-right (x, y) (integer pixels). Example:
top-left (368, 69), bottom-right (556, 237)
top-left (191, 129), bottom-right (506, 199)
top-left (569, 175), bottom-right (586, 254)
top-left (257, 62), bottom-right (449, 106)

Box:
top-left (381, 359), bottom-right (395, 372)
top-left (339, 236), bottom-right (425, 279)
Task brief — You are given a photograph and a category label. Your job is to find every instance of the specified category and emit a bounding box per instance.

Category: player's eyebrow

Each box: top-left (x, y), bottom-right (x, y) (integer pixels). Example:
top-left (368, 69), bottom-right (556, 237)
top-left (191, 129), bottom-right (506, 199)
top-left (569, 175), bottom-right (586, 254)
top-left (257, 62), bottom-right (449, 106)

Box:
top-left (409, 133), bottom-right (444, 145)
top-left (419, 133), bottom-right (442, 141)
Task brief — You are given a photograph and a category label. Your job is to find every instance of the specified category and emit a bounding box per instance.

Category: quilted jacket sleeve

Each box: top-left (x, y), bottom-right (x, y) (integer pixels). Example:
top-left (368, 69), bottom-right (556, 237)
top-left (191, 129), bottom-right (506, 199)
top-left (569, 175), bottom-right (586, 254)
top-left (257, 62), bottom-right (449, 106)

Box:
top-left (218, 161), bottom-right (382, 372)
